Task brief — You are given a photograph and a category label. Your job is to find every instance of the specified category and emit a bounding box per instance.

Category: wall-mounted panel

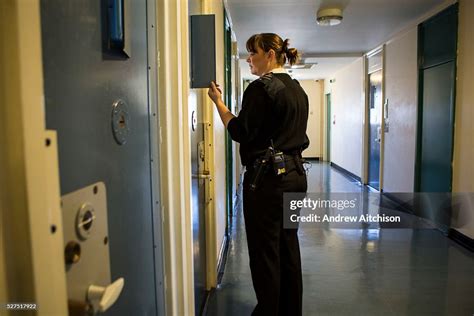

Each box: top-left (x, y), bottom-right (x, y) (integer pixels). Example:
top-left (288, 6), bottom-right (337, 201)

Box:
top-left (190, 15), bottom-right (216, 88)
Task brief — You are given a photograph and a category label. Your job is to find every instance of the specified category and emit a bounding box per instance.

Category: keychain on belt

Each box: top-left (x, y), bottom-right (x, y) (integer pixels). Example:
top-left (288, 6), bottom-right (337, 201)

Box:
top-left (270, 140), bottom-right (286, 175)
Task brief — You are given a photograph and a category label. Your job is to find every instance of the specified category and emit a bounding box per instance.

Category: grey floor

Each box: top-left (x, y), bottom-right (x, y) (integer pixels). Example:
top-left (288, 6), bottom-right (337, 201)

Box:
top-left (204, 161), bottom-right (474, 316)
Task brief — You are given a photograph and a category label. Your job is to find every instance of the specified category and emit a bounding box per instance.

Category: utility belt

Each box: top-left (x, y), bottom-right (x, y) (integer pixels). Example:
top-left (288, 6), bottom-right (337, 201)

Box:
top-left (247, 147), bottom-right (305, 192)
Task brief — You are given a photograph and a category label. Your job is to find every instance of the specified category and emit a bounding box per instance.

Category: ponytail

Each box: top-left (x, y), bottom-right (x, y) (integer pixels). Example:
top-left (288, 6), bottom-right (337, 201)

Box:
top-left (283, 39), bottom-right (299, 66)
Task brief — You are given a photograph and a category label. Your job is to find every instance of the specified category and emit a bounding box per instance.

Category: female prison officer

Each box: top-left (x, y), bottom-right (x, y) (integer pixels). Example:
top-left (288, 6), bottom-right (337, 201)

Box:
top-left (208, 33), bottom-right (309, 316)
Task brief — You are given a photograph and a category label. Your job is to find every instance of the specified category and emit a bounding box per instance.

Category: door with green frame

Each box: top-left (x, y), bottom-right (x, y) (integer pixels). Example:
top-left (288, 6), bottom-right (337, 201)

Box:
top-left (224, 11), bottom-right (233, 235)
top-left (416, 3), bottom-right (458, 193)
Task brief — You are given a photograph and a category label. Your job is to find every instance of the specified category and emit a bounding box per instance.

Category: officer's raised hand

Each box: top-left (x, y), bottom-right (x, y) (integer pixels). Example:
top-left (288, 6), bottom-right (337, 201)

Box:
top-left (207, 81), bottom-right (234, 127)
top-left (208, 81), bottom-right (222, 104)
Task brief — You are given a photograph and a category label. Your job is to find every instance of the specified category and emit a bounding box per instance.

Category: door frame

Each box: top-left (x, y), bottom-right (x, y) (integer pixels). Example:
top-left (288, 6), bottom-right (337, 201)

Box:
top-left (156, 0), bottom-right (195, 314)
top-left (0, 2), bottom-right (68, 314)
top-left (325, 93), bottom-right (331, 162)
top-left (363, 45), bottom-right (386, 189)
top-left (147, 0), bottom-right (166, 313)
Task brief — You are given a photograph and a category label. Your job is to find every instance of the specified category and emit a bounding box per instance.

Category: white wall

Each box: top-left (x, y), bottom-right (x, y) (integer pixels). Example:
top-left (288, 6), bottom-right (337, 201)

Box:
top-left (452, 0), bottom-right (474, 239)
top-left (382, 28), bottom-right (418, 192)
top-left (325, 58), bottom-right (365, 177)
top-left (299, 80), bottom-right (323, 158)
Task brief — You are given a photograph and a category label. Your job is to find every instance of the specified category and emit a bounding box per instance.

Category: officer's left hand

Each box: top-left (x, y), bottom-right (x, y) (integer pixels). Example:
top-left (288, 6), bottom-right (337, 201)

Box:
top-left (208, 81), bottom-right (222, 104)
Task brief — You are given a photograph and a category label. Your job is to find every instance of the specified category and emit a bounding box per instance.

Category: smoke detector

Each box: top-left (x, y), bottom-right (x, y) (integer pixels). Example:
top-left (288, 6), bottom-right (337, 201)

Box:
top-left (317, 8), bottom-right (343, 26)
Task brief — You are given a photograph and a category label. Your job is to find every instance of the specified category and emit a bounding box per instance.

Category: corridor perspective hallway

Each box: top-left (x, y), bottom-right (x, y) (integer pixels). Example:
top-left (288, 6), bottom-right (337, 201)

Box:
top-left (205, 161), bottom-right (474, 316)
top-left (3, 1), bottom-right (474, 315)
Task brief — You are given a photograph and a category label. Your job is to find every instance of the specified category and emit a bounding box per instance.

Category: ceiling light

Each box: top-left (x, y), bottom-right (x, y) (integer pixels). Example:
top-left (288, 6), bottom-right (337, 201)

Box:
top-left (317, 8), bottom-right (343, 26)
top-left (291, 64), bottom-right (306, 69)
top-left (283, 62), bottom-right (317, 70)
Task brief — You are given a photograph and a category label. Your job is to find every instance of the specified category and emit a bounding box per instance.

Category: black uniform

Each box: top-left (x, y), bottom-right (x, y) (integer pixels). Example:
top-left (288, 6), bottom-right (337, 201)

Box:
top-left (227, 72), bottom-right (309, 316)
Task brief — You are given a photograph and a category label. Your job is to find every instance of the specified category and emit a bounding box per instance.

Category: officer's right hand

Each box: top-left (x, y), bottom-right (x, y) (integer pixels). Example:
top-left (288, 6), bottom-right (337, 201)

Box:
top-left (208, 81), bottom-right (222, 104)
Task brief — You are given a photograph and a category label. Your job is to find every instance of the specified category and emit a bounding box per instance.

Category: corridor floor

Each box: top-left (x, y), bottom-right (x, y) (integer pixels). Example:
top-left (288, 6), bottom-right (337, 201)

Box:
top-left (204, 161), bottom-right (474, 316)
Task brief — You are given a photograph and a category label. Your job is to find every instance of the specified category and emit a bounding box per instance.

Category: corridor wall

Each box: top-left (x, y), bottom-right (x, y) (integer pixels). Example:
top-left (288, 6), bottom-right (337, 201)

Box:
top-left (382, 28), bottom-right (418, 192)
top-left (374, 0), bottom-right (473, 239)
top-left (325, 59), bottom-right (365, 178)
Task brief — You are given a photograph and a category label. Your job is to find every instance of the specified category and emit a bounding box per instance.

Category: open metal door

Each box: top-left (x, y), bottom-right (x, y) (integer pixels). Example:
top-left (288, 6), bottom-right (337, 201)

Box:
top-left (366, 48), bottom-right (384, 191)
top-left (224, 12), bottom-right (234, 234)
top-left (188, 3), bottom-right (208, 316)
top-left (368, 70), bottom-right (383, 190)
top-left (40, 0), bottom-right (164, 314)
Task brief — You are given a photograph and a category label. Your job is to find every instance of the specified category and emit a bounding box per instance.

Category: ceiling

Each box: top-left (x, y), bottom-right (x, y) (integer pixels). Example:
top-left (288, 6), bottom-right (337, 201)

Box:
top-left (228, 0), bottom-right (448, 79)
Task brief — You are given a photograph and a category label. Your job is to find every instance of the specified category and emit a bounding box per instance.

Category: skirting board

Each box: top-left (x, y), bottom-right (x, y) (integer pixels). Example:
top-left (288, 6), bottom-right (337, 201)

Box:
top-left (330, 162), bottom-right (362, 182)
top-left (383, 192), bottom-right (473, 253)
top-left (216, 234), bottom-right (229, 285)
top-left (449, 228), bottom-right (474, 252)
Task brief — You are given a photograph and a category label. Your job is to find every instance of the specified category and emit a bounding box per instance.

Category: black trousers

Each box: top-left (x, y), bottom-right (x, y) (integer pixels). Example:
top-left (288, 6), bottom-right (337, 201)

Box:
top-left (243, 167), bottom-right (307, 316)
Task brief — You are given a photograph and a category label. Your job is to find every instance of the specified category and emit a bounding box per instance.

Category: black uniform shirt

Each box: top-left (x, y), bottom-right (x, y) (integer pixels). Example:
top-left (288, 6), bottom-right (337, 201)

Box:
top-left (227, 72), bottom-right (310, 166)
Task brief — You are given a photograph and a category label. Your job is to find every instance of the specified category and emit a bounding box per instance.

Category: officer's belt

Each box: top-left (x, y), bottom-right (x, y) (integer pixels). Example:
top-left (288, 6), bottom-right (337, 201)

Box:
top-left (248, 154), bottom-right (301, 172)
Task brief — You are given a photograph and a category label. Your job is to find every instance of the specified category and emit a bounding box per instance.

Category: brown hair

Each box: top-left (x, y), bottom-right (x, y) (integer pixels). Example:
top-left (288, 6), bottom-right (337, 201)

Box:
top-left (246, 33), bottom-right (300, 66)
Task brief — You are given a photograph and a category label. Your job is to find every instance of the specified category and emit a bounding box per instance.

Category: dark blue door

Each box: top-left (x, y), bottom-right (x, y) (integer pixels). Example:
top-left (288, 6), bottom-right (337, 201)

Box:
top-left (417, 4), bottom-right (458, 192)
top-left (368, 70), bottom-right (383, 190)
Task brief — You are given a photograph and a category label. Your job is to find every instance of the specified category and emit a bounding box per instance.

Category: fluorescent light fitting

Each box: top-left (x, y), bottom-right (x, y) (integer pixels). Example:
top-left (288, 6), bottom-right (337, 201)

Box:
top-left (284, 62), bottom-right (318, 70)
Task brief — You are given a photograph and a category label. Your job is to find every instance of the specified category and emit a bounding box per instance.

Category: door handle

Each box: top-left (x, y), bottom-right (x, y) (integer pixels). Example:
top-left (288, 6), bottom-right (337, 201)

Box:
top-left (375, 126), bottom-right (382, 143)
top-left (192, 171), bottom-right (212, 204)
top-left (87, 278), bottom-right (124, 313)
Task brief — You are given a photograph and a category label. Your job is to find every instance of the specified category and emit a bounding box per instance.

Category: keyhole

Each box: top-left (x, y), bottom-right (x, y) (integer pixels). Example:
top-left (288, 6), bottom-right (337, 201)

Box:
top-left (119, 114), bottom-right (126, 128)
top-left (82, 210), bottom-right (94, 231)
top-left (65, 241), bottom-right (81, 265)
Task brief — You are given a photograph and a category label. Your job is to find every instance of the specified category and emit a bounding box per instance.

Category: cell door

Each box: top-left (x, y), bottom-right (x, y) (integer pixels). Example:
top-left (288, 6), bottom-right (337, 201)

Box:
top-left (417, 4), bottom-right (458, 192)
top-left (190, 93), bottom-right (208, 315)
top-left (419, 62), bottom-right (455, 192)
top-left (368, 70), bottom-right (383, 190)
top-left (41, 1), bottom-right (164, 315)
top-left (224, 13), bottom-right (233, 233)
top-left (188, 3), bottom-right (208, 315)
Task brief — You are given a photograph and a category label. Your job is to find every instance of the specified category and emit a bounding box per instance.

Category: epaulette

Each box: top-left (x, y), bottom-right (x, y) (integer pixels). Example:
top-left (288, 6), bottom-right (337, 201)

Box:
top-left (258, 72), bottom-right (274, 83)
top-left (257, 73), bottom-right (285, 100)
